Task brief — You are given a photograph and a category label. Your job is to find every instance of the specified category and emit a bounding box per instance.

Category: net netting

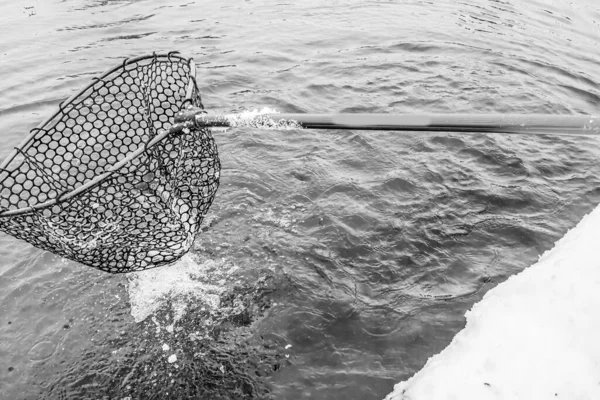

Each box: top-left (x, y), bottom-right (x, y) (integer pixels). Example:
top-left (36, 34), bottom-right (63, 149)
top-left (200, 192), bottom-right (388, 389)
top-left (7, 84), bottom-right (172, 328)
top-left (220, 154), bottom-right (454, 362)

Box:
top-left (0, 53), bottom-right (220, 273)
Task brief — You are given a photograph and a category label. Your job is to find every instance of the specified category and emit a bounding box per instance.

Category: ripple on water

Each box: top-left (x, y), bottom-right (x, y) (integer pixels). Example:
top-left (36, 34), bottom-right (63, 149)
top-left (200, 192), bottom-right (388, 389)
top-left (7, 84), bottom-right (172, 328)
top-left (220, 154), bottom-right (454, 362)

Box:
top-left (27, 340), bottom-right (57, 362)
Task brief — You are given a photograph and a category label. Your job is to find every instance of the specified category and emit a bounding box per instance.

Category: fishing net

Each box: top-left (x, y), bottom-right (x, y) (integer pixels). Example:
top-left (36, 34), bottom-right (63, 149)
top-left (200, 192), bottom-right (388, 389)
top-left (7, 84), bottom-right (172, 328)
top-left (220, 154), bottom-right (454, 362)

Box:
top-left (0, 53), bottom-right (220, 273)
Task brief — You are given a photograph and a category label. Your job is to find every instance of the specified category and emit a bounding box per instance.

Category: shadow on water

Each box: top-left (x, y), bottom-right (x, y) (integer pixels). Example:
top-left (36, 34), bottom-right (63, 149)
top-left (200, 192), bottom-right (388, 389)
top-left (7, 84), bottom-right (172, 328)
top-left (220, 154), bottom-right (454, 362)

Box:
top-left (40, 277), bottom-right (292, 400)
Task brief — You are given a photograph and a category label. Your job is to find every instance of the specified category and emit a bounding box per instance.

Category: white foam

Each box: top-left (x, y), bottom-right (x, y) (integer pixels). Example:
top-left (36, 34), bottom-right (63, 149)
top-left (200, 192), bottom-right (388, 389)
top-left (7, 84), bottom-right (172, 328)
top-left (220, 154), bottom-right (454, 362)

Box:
top-left (127, 253), bottom-right (234, 323)
top-left (385, 205), bottom-right (600, 400)
top-left (213, 108), bottom-right (302, 130)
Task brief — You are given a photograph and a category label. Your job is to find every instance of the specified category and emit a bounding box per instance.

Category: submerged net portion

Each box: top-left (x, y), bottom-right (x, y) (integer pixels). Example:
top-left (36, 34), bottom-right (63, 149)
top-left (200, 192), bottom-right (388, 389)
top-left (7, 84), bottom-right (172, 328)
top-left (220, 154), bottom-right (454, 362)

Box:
top-left (0, 53), bottom-right (220, 273)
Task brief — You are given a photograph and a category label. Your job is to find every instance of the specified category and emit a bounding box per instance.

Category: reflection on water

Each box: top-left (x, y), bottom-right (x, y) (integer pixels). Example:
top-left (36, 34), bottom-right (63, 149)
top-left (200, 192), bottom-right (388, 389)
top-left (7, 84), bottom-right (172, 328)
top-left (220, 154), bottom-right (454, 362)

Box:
top-left (1, 0), bottom-right (600, 399)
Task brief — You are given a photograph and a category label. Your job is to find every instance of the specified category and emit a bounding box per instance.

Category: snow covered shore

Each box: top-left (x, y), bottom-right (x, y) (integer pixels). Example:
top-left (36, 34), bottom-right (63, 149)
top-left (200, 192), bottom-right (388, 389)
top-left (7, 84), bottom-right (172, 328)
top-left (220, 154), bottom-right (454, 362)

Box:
top-left (385, 205), bottom-right (600, 400)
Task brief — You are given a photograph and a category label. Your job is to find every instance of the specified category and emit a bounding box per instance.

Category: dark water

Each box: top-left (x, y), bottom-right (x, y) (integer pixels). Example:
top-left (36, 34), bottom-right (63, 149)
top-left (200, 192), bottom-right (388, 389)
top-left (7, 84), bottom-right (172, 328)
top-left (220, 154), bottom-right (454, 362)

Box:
top-left (1, 0), bottom-right (600, 399)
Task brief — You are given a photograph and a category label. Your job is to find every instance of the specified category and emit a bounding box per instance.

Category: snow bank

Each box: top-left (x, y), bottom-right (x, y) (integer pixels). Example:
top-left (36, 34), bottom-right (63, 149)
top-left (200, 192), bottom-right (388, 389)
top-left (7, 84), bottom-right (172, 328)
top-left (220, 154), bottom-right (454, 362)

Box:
top-left (385, 205), bottom-right (600, 400)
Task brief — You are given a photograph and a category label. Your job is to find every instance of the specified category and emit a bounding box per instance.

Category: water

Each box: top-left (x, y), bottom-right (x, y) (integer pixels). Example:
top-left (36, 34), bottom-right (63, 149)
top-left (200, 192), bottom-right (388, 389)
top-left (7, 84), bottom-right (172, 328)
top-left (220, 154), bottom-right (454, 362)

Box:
top-left (1, 0), bottom-right (600, 399)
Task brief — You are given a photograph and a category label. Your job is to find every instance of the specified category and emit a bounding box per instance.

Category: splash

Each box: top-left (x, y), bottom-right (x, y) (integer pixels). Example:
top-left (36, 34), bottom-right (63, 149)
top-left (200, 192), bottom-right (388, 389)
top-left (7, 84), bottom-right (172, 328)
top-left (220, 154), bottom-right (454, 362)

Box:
top-left (126, 253), bottom-right (238, 323)
top-left (210, 108), bottom-right (303, 130)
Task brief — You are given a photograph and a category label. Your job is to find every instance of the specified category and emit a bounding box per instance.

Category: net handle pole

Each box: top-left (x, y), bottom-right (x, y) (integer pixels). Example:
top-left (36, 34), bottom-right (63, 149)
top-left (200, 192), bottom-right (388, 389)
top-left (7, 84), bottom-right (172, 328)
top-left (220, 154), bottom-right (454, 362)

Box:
top-left (185, 112), bottom-right (600, 135)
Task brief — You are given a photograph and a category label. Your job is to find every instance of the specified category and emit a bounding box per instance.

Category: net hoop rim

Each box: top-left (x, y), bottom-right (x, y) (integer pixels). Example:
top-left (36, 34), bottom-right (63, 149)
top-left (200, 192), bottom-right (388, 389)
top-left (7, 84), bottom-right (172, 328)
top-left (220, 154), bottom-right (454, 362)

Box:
top-left (0, 52), bottom-right (198, 218)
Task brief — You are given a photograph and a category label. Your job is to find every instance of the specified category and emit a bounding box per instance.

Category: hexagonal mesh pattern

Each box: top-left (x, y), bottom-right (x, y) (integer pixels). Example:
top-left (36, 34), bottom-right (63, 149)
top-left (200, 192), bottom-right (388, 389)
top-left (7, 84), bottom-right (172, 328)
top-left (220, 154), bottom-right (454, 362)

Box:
top-left (0, 53), bottom-right (220, 273)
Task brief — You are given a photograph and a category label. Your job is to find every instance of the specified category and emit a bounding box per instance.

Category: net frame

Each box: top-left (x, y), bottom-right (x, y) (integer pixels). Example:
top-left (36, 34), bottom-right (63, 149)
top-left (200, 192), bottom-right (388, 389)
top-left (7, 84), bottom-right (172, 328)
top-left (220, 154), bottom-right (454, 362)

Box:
top-left (0, 52), bottom-right (221, 273)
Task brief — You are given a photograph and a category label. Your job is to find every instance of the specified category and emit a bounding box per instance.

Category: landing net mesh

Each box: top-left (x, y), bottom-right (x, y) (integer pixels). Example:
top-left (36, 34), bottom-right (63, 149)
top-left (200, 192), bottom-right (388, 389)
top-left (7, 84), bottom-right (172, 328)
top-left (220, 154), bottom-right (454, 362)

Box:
top-left (0, 53), bottom-right (220, 273)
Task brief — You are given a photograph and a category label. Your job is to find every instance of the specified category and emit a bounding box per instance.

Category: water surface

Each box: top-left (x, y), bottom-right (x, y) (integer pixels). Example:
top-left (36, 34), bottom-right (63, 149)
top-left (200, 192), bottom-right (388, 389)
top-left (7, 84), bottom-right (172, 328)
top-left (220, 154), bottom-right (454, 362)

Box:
top-left (1, 0), bottom-right (600, 399)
